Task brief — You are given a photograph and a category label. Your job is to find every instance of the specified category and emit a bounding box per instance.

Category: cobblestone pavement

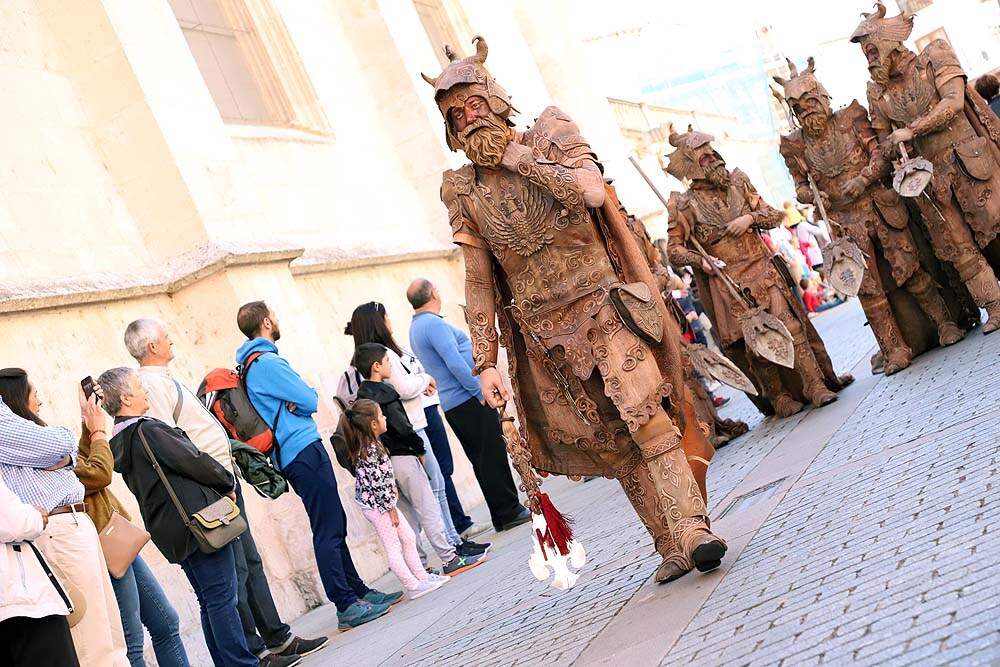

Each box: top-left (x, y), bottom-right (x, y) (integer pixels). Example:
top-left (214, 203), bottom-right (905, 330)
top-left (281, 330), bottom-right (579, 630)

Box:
top-left (296, 300), bottom-right (1000, 667)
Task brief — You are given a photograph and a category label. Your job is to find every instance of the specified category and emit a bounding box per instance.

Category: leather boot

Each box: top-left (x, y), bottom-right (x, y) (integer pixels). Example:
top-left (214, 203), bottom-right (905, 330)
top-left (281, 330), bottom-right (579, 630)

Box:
top-left (861, 293), bottom-right (912, 375)
top-left (957, 257), bottom-right (1000, 334)
top-left (619, 461), bottom-right (693, 583)
top-left (904, 270), bottom-right (964, 345)
top-left (793, 337), bottom-right (837, 407)
top-left (674, 517), bottom-right (727, 572)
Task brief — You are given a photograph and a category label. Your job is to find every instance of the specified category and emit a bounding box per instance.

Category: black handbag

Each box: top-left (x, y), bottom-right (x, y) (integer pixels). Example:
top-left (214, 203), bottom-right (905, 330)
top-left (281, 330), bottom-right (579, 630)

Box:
top-left (136, 424), bottom-right (247, 554)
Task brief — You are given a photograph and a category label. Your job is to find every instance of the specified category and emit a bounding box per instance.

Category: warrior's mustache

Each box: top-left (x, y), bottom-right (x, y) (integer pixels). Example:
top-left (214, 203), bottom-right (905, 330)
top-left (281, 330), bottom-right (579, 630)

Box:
top-left (459, 115), bottom-right (505, 140)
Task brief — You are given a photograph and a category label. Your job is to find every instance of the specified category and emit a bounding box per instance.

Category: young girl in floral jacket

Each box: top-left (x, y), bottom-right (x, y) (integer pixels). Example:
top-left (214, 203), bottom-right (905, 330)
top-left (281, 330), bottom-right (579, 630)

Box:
top-left (341, 399), bottom-right (449, 600)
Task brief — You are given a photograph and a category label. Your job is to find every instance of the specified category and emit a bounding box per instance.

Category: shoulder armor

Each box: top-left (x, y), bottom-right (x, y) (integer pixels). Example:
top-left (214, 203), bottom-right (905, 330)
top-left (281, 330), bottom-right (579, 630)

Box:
top-left (779, 130), bottom-right (805, 157)
top-left (441, 165), bottom-right (475, 201)
top-left (923, 39), bottom-right (960, 70)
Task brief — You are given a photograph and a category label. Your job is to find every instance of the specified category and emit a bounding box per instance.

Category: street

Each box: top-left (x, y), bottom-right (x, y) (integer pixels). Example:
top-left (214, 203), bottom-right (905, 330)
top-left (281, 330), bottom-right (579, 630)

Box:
top-left (291, 299), bottom-right (1000, 667)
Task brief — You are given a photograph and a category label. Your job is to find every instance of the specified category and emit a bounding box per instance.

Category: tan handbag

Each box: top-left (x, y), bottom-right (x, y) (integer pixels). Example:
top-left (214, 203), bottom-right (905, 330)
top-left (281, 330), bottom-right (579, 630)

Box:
top-left (99, 509), bottom-right (150, 579)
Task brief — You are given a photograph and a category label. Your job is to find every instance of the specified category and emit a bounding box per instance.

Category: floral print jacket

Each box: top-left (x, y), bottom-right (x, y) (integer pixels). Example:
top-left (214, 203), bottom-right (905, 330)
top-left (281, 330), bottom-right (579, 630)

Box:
top-left (354, 441), bottom-right (396, 513)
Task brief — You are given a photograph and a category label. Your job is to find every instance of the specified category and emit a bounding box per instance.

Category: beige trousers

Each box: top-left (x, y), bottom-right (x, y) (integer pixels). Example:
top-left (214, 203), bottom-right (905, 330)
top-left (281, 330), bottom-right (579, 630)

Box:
top-left (37, 511), bottom-right (129, 667)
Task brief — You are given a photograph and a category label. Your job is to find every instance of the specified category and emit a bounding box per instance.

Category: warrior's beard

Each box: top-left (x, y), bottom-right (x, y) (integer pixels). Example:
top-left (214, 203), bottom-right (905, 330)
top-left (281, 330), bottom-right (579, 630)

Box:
top-left (706, 163), bottom-right (731, 188)
top-left (870, 57), bottom-right (892, 87)
top-left (802, 113), bottom-right (828, 137)
top-left (459, 114), bottom-right (509, 168)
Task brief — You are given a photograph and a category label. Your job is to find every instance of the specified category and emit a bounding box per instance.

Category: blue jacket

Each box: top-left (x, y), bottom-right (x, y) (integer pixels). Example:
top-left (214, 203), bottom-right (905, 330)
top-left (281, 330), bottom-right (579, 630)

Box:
top-left (408, 312), bottom-right (482, 411)
top-left (235, 338), bottom-right (320, 470)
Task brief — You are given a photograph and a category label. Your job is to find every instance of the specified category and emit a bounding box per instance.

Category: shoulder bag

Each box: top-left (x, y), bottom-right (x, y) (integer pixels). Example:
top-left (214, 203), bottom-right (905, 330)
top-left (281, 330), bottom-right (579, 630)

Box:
top-left (99, 509), bottom-right (150, 578)
top-left (136, 424), bottom-right (247, 554)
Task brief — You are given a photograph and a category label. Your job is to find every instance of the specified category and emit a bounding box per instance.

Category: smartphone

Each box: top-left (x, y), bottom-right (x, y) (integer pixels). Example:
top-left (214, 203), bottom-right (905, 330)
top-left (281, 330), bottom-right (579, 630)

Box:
top-left (81, 376), bottom-right (95, 400)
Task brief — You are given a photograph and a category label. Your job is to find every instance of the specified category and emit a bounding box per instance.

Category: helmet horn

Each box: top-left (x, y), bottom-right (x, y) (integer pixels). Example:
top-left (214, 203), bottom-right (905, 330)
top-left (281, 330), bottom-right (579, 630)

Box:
top-left (785, 57), bottom-right (798, 77)
top-left (421, 72), bottom-right (438, 87)
top-left (443, 44), bottom-right (458, 62)
top-left (472, 35), bottom-right (488, 64)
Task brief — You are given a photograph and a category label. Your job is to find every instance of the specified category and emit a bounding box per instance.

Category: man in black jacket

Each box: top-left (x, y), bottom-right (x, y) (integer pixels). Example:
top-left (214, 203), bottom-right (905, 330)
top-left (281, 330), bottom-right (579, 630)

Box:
top-left (354, 344), bottom-right (485, 576)
top-left (101, 367), bottom-right (260, 667)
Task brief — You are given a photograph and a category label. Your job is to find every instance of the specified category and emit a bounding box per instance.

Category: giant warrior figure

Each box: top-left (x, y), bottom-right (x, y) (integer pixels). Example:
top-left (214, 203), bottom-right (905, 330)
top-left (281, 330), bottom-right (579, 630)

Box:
top-left (666, 130), bottom-right (853, 419)
top-left (775, 58), bottom-right (968, 375)
top-left (424, 38), bottom-right (726, 584)
top-left (852, 2), bottom-right (1000, 333)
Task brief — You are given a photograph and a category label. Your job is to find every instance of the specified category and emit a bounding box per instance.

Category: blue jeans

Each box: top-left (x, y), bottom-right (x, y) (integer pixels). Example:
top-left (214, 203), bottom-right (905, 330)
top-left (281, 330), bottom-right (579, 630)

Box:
top-left (110, 554), bottom-right (189, 667)
top-left (417, 429), bottom-right (462, 545)
top-left (282, 440), bottom-right (371, 612)
top-left (179, 544), bottom-right (258, 667)
top-left (423, 405), bottom-right (472, 533)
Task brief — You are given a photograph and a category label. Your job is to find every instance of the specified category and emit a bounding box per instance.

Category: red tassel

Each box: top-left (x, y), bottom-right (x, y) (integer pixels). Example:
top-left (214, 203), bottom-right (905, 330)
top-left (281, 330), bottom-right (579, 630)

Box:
top-left (535, 492), bottom-right (574, 556)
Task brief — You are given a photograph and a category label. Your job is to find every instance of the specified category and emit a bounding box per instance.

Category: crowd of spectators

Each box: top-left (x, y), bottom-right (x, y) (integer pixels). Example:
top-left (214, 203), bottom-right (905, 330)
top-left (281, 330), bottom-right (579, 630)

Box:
top-left (0, 278), bottom-right (531, 667)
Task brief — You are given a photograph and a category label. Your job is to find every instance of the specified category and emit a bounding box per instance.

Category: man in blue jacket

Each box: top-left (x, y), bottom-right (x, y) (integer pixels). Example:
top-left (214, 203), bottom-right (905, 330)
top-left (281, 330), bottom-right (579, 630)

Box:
top-left (406, 280), bottom-right (529, 532)
top-left (235, 301), bottom-right (399, 630)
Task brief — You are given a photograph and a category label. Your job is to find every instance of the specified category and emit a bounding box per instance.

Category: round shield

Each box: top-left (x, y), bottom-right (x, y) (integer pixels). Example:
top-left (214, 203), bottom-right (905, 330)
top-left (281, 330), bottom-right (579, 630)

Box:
top-left (893, 157), bottom-right (933, 198)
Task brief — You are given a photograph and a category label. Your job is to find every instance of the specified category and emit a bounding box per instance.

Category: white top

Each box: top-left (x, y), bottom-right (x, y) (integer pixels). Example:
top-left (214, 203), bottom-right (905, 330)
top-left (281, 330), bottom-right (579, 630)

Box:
top-left (139, 365), bottom-right (235, 473)
top-left (398, 347), bottom-right (441, 409)
top-left (1, 476), bottom-right (70, 621)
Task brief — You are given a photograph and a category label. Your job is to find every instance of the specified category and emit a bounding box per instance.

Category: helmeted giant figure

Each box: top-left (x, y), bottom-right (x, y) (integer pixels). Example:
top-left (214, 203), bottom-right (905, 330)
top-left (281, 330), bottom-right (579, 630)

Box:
top-left (666, 129), bottom-right (852, 418)
top-left (775, 57), bottom-right (967, 374)
top-left (852, 2), bottom-right (1000, 333)
top-left (426, 37), bottom-right (726, 584)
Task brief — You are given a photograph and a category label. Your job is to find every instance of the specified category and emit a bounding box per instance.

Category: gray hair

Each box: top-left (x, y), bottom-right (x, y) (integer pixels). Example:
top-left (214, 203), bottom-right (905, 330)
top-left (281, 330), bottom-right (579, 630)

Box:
top-left (97, 367), bottom-right (136, 416)
top-left (124, 318), bottom-right (165, 362)
top-left (406, 279), bottom-right (435, 310)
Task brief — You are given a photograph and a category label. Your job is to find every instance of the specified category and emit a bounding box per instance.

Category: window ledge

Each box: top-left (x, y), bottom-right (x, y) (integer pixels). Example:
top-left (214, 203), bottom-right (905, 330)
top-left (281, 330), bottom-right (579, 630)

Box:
top-left (227, 123), bottom-right (334, 144)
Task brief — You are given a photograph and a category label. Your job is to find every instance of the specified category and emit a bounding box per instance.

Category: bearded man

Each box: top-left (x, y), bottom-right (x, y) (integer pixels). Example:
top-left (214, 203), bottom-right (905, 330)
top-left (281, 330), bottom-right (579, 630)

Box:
top-left (666, 129), bottom-right (852, 418)
top-left (425, 37), bottom-right (726, 584)
top-left (776, 57), bottom-right (965, 375)
top-left (852, 2), bottom-right (1000, 333)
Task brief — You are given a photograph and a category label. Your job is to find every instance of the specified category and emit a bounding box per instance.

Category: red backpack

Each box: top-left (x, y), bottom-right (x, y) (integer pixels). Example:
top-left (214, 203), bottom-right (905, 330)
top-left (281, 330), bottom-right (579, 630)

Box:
top-left (197, 352), bottom-right (281, 458)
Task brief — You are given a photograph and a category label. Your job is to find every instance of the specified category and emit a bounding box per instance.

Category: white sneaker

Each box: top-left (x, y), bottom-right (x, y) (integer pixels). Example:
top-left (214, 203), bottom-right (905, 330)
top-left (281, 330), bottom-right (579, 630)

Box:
top-left (460, 522), bottom-right (491, 539)
top-left (408, 579), bottom-right (445, 600)
top-left (427, 574), bottom-right (450, 584)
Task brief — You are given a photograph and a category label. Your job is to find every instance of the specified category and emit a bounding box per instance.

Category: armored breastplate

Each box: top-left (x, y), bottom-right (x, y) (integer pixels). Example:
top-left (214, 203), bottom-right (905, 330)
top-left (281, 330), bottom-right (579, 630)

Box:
top-left (880, 62), bottom-right (975, 157)
top-left (688, 185), bottom-right (748, 247)
top-left (804, 117), bottom-right (867, 202)
top-left (469, 169), bottom-right (618, 332)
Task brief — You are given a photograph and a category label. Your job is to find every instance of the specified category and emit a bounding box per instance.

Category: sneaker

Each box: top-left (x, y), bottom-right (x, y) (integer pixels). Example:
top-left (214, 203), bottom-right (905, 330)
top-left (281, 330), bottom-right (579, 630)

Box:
top-left (260, 655), bottom-right (302, 667)
top-left (442, 551), bottom-right (486, 576)
top-left (407, 579), bottom-right (445, 600)
top-left (713, 396), bottom-right (730, 408)
top-left (459, 522), bottom-right (491, 539)
top-left (455, 539), bottom-right (491, 556)
top-left (337, 599), bottom-right (390, 631)
top-left (363, 589), bottom-right (405, 607)
top-left (273, 635), bottom-right (328, 658)
top-left (425, 566), bottom-right (441, 576)
top-left (497, 507), bottom-right (532, 531)
top-left (426, 573), bottom-right (451, 584)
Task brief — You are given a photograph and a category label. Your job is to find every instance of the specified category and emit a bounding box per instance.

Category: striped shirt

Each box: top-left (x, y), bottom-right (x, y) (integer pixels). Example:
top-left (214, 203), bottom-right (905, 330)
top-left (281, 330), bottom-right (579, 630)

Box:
top-left (0, 397), bottom-right (83, 510)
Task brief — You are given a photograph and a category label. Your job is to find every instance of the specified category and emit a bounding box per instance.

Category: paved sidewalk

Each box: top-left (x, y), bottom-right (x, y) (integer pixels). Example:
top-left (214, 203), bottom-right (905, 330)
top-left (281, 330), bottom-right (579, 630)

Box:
top-left (291, 301), bottom-right (1000, 667)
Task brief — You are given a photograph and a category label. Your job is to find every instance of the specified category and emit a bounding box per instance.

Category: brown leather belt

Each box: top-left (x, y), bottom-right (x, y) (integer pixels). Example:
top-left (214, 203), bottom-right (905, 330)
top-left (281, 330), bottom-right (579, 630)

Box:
top-left (50, 503), bottom-right (87, 516)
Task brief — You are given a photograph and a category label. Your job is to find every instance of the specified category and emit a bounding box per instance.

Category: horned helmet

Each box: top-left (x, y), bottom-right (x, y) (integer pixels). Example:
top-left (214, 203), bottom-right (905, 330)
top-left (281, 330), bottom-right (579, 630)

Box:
top-left (421, 36), bottom-right (515, 152)
top-left (665, 125), bottom-right (723, 182)
top-left (772, 57), bottom-right (832, 133)
top-left (850, 2), bottom-right (915, 81)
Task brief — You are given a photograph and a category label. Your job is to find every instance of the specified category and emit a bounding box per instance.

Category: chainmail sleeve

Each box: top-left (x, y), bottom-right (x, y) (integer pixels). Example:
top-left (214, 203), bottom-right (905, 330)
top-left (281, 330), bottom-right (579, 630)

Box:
top-left (461, 244), bottom-right (500, 375)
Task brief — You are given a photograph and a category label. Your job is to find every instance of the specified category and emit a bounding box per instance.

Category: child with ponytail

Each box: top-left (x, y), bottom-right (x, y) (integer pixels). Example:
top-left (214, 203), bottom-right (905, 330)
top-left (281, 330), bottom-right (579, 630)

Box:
top-left (341, 399), bottom-right (450, 600)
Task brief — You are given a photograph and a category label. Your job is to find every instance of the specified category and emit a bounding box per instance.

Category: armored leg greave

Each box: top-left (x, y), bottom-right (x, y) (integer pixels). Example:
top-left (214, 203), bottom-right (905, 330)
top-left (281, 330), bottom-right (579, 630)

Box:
top-left (903, 270), bottom-right (964, 345)
top-left (860, 293), bottom-right (912, 375)
top-left (955, 254), bottom-right (1000, 334)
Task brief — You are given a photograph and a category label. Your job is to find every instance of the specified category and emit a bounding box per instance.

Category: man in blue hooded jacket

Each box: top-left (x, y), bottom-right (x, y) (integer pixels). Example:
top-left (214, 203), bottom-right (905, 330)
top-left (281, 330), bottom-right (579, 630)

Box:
top-left (235, 301), bottom-right (399, 630)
